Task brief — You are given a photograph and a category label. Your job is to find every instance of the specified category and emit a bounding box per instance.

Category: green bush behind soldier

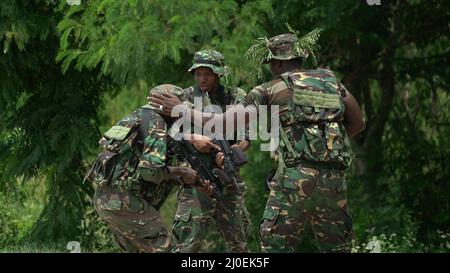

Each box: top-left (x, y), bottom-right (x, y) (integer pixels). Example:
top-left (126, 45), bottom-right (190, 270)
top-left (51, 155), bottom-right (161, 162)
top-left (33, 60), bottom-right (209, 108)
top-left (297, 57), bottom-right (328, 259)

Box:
top-left (171, 49), bottom-right (251, 253)
top-left (85, 84), bottom-right (214, 253)
top-left (150, 29), bottom-right (366, 252)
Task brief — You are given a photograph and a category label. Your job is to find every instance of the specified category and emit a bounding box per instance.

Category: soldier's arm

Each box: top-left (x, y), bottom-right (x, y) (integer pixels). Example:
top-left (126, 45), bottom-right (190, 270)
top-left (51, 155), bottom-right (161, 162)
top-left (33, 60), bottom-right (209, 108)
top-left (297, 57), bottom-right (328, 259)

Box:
top-left (342, 90), bottom-right (366, 137)
top-left (184, 133), bottom-right (221, 153)
top-left (236, 140), bottom-right (250, 151)
top-left (149, 94), bottom-right (258, 135)
top-left (138, 120), bottom-right (189, 183)
top-left (233, 87), bottom-right (251, 152)
top-left (205, 85), bottom-right (265, 133)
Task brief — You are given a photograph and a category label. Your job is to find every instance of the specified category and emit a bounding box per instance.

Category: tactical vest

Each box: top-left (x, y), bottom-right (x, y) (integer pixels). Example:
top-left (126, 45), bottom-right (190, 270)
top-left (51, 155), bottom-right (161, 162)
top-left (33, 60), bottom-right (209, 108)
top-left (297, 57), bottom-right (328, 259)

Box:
top-left (278, 69), bottom-right (351, 170)
top-left (84, 106), bottom-right (156, 191)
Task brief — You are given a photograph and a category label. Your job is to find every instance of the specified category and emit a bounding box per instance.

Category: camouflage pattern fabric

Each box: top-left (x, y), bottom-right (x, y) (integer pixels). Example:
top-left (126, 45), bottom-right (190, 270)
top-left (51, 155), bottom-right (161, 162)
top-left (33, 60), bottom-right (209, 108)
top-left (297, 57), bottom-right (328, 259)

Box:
top-left (267, 33), bottom-right (300, 61)
top-left (91, 84), bottom-right (186, 253)
top-left (260, 166), bottom-right (353, 252)
top-left (278, 68), bottom-right (351, 169)
top-left (92, 108), bottom-right (175, 253)
top-left (187, 49), bottom-right (226, 76)
top-left (172, 83), bottom-right (250, 253)
top-left (172, 185), bottom-right (250, 252)
top-left (243, 47), bottom-right (353, 252)
top-left (181, 83), bottom-right (247, 140)
top-left (245, 28), bottom-right (321, 79)
top-left (94, 184), bottom-right (173, 253)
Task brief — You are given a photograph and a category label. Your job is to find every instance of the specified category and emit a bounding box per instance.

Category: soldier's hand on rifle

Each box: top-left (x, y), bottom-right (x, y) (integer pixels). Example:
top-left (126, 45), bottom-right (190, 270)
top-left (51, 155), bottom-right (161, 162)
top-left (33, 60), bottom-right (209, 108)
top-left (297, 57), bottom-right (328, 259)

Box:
top-left (215, 152), bottom-right (225, 169)
top-left (177, 167), bottom-right (198, 185)
top-left (188, 134), bottom-right (221, 153)
top-left (195, 179), bottom-right (214, 196)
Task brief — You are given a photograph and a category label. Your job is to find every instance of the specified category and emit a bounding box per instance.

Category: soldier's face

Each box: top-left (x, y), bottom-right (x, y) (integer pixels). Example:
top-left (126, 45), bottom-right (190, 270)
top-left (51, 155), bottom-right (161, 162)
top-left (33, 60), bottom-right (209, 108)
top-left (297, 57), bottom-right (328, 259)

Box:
top-left (194, 67), bottom-right (219, 92)
top-left (269, 60), bottom-right (282, 76)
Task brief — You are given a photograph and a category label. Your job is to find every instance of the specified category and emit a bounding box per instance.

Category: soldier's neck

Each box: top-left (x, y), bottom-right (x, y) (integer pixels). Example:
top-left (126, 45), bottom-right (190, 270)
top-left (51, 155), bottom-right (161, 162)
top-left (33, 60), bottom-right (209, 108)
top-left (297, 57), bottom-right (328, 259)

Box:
top-left (273, 66), bottom-right (303, 78)
top-left (283, 64), bottom-right (302, 73)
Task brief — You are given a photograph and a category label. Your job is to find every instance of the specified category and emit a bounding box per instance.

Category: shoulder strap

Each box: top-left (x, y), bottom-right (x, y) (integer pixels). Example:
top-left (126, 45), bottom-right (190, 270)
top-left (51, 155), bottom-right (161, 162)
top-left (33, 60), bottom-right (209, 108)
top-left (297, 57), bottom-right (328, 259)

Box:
top-left (279, 72), bottom-right (293, 90)
top-left (279, 126), bottom-right (300, 159)
top-left (139, 107), bottom-right (157, 141)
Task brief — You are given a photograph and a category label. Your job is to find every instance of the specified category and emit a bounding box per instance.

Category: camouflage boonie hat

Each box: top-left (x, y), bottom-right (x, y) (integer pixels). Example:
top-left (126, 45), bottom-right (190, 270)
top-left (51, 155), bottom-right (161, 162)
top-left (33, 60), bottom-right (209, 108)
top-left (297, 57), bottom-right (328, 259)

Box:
top-left (187, 49), bottom-right (226, 76)
top-left (148, 84), bottom-right (184, 113)
top-left (246, 25), bottom-right (321, 64)
top-left (266, 33), bottom-right (301, 62)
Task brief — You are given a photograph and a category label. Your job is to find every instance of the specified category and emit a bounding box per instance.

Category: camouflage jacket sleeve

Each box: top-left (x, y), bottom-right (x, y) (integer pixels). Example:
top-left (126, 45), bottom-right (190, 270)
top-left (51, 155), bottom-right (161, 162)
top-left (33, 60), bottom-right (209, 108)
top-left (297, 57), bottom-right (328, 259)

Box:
top-left (243, 82), bottom-right (270, 109)
top-left (232, 87), bottom-right (251, 142)
top-left (232, 87), bottom-right (247, 105)
top-left (337, 81), bottom-right (348, 98)
top-left (138, 116), bottom-right (170, 184)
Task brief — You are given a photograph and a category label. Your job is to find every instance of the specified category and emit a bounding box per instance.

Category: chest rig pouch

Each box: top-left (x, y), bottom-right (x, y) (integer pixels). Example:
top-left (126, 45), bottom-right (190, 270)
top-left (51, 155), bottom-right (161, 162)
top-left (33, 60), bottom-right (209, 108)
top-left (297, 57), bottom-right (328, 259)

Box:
top-left (278, 69), bottom-right (351, 169)
top-left (84, 117), bottom-right (143, 189)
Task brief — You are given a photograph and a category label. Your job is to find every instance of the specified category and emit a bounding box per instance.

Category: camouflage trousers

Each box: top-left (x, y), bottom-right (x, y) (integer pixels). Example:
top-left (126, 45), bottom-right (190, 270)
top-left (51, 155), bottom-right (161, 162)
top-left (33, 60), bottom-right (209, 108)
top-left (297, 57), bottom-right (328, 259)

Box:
top-left (94, 184), bottom-right (173, 253)
top-left (260, 165), bottom-right (353, 253)
top-left (172, 182), bottom-right (250, 253)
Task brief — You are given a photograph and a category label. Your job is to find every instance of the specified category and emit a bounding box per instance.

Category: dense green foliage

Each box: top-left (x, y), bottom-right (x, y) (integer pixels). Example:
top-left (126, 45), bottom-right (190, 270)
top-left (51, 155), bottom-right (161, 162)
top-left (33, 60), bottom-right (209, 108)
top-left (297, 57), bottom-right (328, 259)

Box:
top-left (1, 0), bottom-right (448, 252)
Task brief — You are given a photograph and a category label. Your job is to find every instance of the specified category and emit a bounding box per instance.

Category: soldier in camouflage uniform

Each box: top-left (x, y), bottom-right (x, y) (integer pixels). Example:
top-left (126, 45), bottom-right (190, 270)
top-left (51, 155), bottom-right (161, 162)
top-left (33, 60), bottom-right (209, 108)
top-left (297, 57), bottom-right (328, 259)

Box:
top-left (87, 84), bottom-right (213, 253)
top-left (245, 32), bottom-right (365, 252)
top-left (171, 49), bottom-right (251, 253)
top-left (149, 31), bottom-right (365, 252)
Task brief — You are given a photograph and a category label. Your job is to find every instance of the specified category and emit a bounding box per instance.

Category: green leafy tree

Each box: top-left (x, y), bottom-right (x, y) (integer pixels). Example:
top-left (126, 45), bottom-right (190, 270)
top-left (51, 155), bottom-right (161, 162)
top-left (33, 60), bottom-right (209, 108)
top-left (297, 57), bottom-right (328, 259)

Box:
top-left (1, 0), bottom-right (448, 252)
top-left (0, 0), bottom-right (110, 244)
top-left (1, 0), bottom-right (273, 247)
